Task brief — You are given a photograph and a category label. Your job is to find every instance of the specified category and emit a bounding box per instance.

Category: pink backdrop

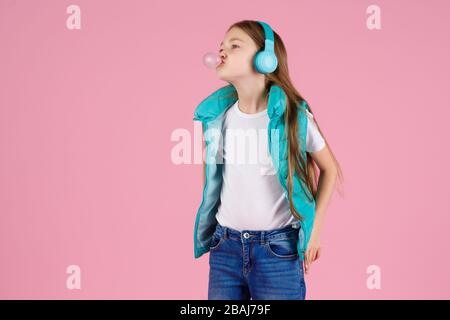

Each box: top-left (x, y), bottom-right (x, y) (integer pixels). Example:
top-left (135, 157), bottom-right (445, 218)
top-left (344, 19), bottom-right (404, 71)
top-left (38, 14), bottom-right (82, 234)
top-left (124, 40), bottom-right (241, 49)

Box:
top-left (1, 0), bottom-right (449, 299)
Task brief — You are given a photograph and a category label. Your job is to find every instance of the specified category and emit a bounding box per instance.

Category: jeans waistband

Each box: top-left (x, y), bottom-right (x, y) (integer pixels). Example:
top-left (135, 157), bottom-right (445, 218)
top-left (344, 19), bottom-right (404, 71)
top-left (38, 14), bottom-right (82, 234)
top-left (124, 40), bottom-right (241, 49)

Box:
top-left (214, 221), bottom-right (301, 242)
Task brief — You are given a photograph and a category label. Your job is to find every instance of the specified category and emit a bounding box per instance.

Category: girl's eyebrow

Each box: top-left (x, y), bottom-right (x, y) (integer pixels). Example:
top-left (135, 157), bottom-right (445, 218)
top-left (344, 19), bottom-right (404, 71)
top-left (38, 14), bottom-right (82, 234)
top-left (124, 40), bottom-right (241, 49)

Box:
top-left (220, 38), bottom-right (244, 46)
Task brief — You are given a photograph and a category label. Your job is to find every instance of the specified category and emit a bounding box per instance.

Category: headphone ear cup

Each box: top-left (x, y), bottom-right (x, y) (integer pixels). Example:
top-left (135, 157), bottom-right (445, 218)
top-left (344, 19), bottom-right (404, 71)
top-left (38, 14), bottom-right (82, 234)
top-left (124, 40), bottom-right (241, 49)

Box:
top-left (253, 51), bottom-right (264, 73)
top-left (254, 50), bottom-right (278, 74)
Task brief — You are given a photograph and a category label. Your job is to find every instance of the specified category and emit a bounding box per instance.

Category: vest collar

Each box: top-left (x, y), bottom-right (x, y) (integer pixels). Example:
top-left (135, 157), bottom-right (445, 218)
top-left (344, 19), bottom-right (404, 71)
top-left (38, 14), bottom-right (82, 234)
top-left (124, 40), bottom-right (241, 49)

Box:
top-left (193, 84), bottom-right (287, 122)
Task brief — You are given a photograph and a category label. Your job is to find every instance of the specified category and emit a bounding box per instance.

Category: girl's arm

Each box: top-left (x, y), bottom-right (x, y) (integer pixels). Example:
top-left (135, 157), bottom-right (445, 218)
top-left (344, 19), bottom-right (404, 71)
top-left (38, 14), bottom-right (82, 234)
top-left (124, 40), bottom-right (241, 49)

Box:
top-left (310, 144), bottom-right (338, 237)
top-left (304, 144), bottom-right (338, 272)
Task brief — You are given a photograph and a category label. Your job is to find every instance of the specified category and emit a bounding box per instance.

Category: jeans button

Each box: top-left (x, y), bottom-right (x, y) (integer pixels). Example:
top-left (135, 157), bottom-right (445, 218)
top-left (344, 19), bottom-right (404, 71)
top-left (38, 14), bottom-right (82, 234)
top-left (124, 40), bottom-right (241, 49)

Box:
top-left (243, 232), bottom-right (250, 239)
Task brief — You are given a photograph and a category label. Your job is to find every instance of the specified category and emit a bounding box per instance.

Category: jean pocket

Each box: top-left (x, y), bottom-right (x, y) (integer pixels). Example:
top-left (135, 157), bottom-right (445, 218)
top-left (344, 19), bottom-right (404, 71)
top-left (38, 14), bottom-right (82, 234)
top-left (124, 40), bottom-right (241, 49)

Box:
top-left (209, 234), bottom-right (224, 251)
top-left (265, 237), bottom-right (299, 259)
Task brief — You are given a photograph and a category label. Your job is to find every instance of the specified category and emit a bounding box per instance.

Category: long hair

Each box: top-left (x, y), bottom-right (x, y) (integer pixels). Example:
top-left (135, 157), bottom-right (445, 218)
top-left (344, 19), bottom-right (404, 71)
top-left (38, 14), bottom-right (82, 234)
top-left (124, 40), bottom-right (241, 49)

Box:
top-left (227, 20), bottom-right (344, 221)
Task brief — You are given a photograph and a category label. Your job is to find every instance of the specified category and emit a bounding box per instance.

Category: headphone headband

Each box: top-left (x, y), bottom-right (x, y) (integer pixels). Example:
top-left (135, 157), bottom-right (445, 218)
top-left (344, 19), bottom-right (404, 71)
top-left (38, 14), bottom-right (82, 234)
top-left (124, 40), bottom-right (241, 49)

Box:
top-left (257, 21), bottom-right (275, 51)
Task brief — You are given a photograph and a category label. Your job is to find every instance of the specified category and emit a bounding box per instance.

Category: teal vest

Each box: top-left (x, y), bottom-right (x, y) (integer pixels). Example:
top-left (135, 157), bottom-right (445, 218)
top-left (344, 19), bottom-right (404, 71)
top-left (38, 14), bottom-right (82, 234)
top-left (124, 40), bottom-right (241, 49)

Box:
top-left (192, 84), bottom-right (316, 262)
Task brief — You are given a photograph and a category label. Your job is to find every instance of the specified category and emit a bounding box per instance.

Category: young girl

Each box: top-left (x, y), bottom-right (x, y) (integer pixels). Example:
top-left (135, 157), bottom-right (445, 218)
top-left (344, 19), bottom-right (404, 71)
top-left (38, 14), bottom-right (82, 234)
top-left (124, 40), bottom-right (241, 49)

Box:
top-left (193, 20), bottom-right (343, 300)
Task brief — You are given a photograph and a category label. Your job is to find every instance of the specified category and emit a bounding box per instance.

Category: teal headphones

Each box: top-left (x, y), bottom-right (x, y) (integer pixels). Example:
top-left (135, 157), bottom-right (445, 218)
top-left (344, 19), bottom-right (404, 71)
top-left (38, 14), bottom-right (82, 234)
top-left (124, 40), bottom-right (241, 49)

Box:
top-left (254, 21), bottom-right (278, 74)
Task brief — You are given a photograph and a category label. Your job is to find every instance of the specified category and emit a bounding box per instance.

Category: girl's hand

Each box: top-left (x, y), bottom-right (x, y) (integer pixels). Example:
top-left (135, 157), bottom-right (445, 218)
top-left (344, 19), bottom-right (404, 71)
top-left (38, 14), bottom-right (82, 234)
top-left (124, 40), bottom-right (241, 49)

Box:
top-left (303, 234), bottom-right (322, 275)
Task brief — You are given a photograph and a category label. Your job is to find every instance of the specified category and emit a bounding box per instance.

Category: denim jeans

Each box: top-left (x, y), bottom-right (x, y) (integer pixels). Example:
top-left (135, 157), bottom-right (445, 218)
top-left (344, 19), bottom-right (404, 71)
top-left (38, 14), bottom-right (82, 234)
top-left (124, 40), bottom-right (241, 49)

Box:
top-left (208, 221), bottom-right (306, 300)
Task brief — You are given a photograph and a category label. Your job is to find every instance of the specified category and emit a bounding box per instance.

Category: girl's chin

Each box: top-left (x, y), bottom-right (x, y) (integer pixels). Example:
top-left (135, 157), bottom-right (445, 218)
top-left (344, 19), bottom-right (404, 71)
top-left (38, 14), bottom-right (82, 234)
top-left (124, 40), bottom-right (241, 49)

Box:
top-left (215, 70), bottom-right (228, 79)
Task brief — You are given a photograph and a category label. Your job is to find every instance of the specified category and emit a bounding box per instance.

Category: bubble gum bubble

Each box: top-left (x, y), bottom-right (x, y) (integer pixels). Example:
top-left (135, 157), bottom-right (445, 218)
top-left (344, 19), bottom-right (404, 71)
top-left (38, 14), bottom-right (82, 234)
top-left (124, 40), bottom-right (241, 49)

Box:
top-left (202, 52), bottom-right (221, 68)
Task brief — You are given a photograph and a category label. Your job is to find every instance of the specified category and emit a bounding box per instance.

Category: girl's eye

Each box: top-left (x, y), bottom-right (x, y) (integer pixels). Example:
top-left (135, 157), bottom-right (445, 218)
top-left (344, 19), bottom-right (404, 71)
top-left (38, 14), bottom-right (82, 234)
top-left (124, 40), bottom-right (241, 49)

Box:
top-left (219, 44), bottom-right (240, 52)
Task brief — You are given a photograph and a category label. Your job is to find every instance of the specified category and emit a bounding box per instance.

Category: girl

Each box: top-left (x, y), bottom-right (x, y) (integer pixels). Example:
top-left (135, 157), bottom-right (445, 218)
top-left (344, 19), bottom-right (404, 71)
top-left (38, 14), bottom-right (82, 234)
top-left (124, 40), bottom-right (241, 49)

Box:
top-left (193, 20), bottom-right (343, 300)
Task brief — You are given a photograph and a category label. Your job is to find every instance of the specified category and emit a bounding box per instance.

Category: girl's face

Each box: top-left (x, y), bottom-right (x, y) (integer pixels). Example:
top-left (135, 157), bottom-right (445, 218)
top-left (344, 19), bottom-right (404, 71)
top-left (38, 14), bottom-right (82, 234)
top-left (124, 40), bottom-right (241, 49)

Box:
top-left (216, 27), bottom-right (259, 82)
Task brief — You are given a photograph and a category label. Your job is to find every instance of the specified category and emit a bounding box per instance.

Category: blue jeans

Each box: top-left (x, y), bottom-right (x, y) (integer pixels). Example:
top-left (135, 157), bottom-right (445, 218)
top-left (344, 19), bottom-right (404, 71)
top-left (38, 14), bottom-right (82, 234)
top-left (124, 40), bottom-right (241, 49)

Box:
top-left (208, 222), bottom-right (306, 300)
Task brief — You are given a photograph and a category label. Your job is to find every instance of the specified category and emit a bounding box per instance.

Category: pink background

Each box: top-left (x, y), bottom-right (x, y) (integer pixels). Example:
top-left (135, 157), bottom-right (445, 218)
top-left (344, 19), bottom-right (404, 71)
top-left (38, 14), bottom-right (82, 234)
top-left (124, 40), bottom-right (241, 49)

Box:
top-left (1, 0), bottom-right (449, 299)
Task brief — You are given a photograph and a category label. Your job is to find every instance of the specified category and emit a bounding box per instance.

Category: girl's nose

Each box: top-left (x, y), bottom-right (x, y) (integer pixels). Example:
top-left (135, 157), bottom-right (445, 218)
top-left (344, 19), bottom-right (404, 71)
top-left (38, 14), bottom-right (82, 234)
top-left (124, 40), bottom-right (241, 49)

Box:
top-left (219, 51), bottom-right (227, 62)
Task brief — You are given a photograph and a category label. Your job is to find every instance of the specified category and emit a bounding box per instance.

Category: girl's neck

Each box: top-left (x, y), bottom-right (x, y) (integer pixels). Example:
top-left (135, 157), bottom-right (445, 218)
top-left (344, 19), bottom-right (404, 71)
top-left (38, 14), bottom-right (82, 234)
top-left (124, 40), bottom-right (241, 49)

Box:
top-left (232, 79), bottom-right (268, 114)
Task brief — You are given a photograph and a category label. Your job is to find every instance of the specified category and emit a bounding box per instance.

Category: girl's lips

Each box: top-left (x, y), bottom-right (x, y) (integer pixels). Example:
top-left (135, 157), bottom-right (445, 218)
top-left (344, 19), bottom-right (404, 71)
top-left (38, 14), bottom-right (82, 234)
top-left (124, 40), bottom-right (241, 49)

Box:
top-left (217, 60), bottom-right (225, 68)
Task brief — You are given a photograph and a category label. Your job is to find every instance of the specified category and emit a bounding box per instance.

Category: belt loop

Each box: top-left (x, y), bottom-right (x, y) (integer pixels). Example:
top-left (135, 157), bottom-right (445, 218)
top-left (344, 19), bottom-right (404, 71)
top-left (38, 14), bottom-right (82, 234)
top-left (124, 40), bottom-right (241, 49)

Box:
top-left (224, 227), bottom-right (228, 239)
top-left (260, 231), bottom-right (265, 244)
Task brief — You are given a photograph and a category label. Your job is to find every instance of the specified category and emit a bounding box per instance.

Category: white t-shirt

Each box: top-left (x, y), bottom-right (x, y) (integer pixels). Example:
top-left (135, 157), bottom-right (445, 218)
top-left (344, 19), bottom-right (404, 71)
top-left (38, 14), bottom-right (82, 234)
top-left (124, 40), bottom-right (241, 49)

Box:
top-left (215, 100), bottom-right (325, 231)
